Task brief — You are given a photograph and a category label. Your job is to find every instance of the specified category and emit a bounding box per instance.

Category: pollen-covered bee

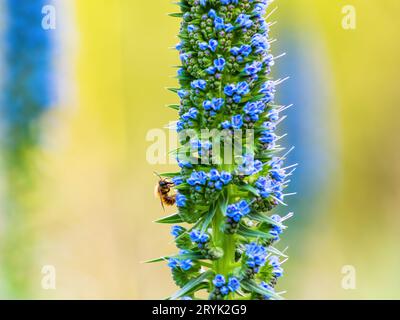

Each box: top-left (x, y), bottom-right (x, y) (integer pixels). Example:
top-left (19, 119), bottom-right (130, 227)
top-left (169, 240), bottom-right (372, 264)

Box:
top-left (154, 172), bottom-right (176, 210)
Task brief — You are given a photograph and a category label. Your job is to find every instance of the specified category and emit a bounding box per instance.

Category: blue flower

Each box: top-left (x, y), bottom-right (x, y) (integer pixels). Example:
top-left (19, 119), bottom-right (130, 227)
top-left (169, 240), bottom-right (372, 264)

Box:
top-left (244, 101), bottom-right (264, 122)
top-left (182, 108), bottom-right (199, 121)
top-left (255, 176), bottom-right (273, 198)
top-left (259, 81), bottom-right (276, 103)
top-left (220, 171), bottom-right (232, 185)
top-left (251, 34), bottom-right (270, 53)
top-left (205, 67), bottom-right (217, 75)
top-left (172, 176), bottom-right (184, 186)
top-left (244, 61), bottom-right (263, 75)
top-left (224, 24), bottom-right (234, 32)
top-left (226, 204), bottom-right (241, 222)
top-left (187, 25), bottom-right (198, 33)
top-left (220, 286), bottom-right (230, 295)
top-left (215, 181), bottom-right (223, 190)
top-left (214, 17), bottom-right (225, 30)
top-left (208, 9), bottom-right (217, 19)
top-left (177, 158), bottom-right (193, 169)
top-left (187, 171), bottom-right (208, 186)
top-left (245, 243), bottom-right (268, 268)
top-left (180, 259), bottom-right (193, 271)
top-left (221, 120), bottom-right (231, 129)
top-left (213, 274), bottom-right (226, 288)
top-left (259, 131), bottom-right (276, 144)
top-left (269, 256), bottom-right (284, 277)
top-left (238, 154), bottom-right (263, 175)
top-left (214, 58), bottom-right (226, 72)
top-left (211, 98), bottom-right (224, 111)
top-left (231, 115), bottom-right (243, 129)
top-left (224, 84), bottom-right (236, 96)
top-left (270, 168), bottom-right (286, 182)
top-left (226, 200), bottom-right (250, 222)
top-left (209, 169), bottom-right (220, 181)
top-left (203, 100), bottom-right (213, 111)
top-left (168, 257), bottom-right (193, 271)
top-left (190, 229), bottom-right (210, 244)
top-left (199, 0), bottom-right (207, 6)
top-left (209, 39), bottom-right (218, 52)
top-left (171, 225), bottom-right (185, 238)
top-left (233, 95), bottom-right (242, 104)
top-left (236, 14), bottom-right (253, 28)
top-left (168, 258), bottom-right (179, 269)
top-left (236, 81), bottom-right (250, 96)
top-left (199, 42), bottom-right (209, 50)
top-left (240, 45), bottom-right (252, 57)
top-left (176, 193), bottom-right (187, 207)
top-left (227, 277), bottom-right (240, 292)
top-left (178, 89), bottom-right (188, 99)
top-left (191, 79), bottom-right (207, 90)
top-left (268, 109), bottom-right (280, 122)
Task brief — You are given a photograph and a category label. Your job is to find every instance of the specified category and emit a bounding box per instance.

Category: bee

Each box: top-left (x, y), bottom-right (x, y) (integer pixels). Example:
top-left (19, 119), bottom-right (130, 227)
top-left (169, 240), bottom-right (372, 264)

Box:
top-left (154, 172), bottom-right (176, 210)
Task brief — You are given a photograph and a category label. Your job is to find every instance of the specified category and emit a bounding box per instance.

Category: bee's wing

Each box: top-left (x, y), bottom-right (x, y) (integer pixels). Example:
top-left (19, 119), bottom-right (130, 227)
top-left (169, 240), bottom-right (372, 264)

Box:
top-left (154, 184), bottom-right (166, 211)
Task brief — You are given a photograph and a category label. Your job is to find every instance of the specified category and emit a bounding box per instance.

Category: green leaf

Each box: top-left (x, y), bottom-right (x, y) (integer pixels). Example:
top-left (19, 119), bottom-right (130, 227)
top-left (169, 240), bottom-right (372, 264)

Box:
top-left (199, 199), bottom-right (219, 235)
top-left (218, 190), bottom-right (229, 215)
top-left (159, 172), bottom-right (180, 178)
top-left (174, 183), bottom-right (189, 190)
top-left (144, 252), bottom-right (205, 264)
top-left (249, 212), bottom-right (284, 228)
top-left (167, 104), bottom-right (180, 111)
top-left (167, 87), bottom-right (179, 94)
top-left (155, 212), bottom-right (183, 224)
top-left (239, 184), bottom-right (260, 197)
top-left (168, 13), bottom-right (183, 18)
top-left (238, 225), bottom-right (273, 240)
top-left (169, 270), bottom-right (214, 300)
top-left (175, 233), bottom-right (193, 250)
top-left (241, 279), bottom-right (282, 300)
top-left (172, 264), bottom-right (201, 288)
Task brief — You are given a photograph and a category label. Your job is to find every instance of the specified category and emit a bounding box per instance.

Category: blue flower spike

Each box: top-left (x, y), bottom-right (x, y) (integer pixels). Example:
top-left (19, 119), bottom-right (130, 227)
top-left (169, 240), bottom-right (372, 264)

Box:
top-left (151, 0), bottom-right (295, 300)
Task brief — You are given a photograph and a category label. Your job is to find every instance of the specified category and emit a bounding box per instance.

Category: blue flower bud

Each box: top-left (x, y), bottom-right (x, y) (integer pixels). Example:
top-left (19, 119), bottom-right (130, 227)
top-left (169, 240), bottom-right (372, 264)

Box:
top-left (213, 274), bottom-right (226, 288)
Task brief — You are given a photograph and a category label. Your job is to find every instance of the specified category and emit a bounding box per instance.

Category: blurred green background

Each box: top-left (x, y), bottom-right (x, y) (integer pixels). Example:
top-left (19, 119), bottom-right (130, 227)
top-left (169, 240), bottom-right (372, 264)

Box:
top-left (0, 0), bottom-right (399, 299)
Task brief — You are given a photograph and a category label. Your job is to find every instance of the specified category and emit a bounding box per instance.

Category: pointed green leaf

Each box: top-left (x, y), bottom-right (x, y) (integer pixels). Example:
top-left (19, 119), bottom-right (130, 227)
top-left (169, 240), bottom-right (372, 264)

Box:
top-left (168, 13), bottom-right (183, 18)
top-left (159, 172), bottom-right (180, 178)
top-left (239, 184), bottom-right (260, 197)
top-left (169, 270), bottom-right (214, 300)
top-left (167, 104), bottom-right (180, 111)
top-left (155, 212), bottom-right (183, 224)
top-left (238, 225), bottom-right (273, 240)
top-left (144, 252), bottom-right (205, 264)
top-left (249, 212), bottom-right (284, 228)
top-left (241, 279), bottom-right (282, 300)
top-left (200, 201), bottom-right (218, 235)
top-left (167, 87), bottom-right (179, 94)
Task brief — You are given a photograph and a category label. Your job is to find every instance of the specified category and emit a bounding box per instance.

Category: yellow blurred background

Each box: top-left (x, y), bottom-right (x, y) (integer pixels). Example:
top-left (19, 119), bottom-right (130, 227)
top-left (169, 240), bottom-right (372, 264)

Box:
top-left (0, 0), bottom-right (399, 299)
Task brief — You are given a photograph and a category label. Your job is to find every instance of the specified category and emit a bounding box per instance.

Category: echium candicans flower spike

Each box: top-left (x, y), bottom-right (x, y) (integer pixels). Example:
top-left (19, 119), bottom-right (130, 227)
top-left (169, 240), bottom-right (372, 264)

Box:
top-left (150, 0), bottom-right (294, 300)
top-left (0, 0), bottom-right (55, 297)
